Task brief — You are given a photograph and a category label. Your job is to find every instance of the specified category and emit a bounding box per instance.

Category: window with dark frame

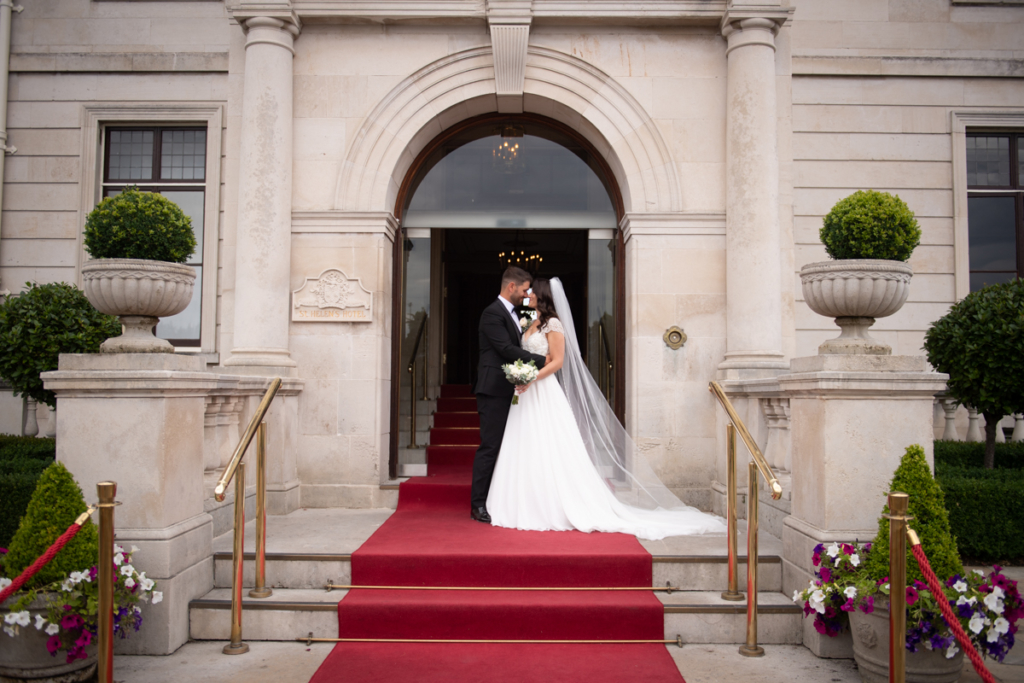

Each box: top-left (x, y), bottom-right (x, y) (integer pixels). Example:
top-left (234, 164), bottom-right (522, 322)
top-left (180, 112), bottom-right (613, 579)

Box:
top-left (966, 133), bottom-right (1024, 292)
top-left (102, 127), bottom-right (208, 347)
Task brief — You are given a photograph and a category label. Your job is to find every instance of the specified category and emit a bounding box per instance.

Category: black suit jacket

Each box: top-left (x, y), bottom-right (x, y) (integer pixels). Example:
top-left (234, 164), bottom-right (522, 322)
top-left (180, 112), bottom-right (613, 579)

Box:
top-left (474, 298), bottom-right (546, 397)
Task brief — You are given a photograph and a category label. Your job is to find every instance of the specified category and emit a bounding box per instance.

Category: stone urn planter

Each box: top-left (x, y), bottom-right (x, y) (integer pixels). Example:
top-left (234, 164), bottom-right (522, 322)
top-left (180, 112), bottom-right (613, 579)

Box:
top-left (849, 605), bottom-right (963, 683)
top-left (0, 597), bottom-right (97, 683)
top-left (800, 259), bottom-right (912, 355)
top-left (82, 258), bottom-right (195, 353)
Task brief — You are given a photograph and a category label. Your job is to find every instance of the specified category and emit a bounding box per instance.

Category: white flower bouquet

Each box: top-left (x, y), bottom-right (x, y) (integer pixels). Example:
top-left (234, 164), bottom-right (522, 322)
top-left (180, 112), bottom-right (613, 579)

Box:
top-left (502, 359), bottom-right (538, 404)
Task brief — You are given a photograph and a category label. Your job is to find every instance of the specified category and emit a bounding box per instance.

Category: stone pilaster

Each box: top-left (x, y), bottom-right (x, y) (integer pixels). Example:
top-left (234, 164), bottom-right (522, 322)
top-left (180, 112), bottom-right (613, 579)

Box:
top-left (223, 13), bottom-right (301, 373)
top-left (718, 6), bottom-right (793, 379)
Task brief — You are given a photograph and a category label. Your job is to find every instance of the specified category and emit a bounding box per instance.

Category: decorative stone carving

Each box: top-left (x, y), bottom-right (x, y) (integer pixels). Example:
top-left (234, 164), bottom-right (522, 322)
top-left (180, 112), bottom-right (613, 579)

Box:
top-left (292, 268), bottom-right (373, 322)
top-left (760, 397), bottom-right (791, 478)
top-left (488, 0), bottom-right (532, 113)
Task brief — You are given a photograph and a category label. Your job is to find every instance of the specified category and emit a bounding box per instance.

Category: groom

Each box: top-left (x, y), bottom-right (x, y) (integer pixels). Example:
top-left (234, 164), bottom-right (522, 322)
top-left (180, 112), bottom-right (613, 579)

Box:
top-left (470, 266), bottom-right (547, 523)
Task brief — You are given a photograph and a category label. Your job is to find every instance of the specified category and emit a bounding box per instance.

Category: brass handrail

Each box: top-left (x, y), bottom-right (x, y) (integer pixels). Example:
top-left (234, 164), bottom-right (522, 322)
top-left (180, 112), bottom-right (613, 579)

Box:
top-left (708, 380), bottom-right (783, 658)
top-left (407, 316), bottom-right (428, 449)
top-left (212, 377), bottom-right (282, 655)
top-left (708, 381), bottom-right (782, 499)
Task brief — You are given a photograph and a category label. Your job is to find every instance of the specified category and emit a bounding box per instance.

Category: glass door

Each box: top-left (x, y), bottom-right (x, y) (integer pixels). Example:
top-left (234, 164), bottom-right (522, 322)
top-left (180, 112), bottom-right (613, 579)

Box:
top-left (397, 228), bottom-right (431, 476)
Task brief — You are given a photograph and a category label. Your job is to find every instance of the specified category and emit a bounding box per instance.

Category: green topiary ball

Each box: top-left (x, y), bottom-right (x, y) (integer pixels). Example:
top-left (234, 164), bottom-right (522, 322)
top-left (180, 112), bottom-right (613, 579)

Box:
top-left (84, 186), bottom-right (196, 263)
top-left (3, 462), bottom-right (99, 589)
top-left (820, 190), bottom-right (921, 262)
top-left (0, 282), bottom-right (121, 407)
top-left (863, 445), bottom-right (963, 585)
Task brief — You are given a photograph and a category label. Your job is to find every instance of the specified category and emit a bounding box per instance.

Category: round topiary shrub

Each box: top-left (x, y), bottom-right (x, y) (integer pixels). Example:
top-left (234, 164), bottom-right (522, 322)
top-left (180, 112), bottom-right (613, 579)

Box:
top-left (3, 461), bottom-right (99, 589)
top-left (83, 186), bottom-right (196, 263)
top-left (820, 190), bottom-right (921, 262)
top-left (0, 282), bottom-right (121, 407)
top-left (863, 444), bottom-right (963, 585)
top-left (924, 278), bottom-right (1024, 469)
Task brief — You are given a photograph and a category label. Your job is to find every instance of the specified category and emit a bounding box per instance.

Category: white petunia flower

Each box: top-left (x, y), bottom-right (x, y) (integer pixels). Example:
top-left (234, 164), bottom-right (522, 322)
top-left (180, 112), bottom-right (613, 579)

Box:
top-left (35, 615), bottom-right (46, 630)
top-left (151, 591), bottom-right (163, 604)
top-left (974, 569), bottom-right (985, 577)
top-left (957, 595), bottom-right (978, 607)
top-left (946, 643), bottom-right (959, 660)
top-left (124, 577), bottom-right (136, 589)
top-left (849, 553), bottom-right (860, 567)
top-left (45, 622), bottom-right (60, 636)
top-left (826, 543), bottom-right (840, 558)
top-left (844, 587), bottom-right (857, 599)
top-left (969, 614), bottom-right (986, 634)
top-left (61, 579), bottom-right (74, 592)
top-left (4, 613), bottom-right (19, 625)
top-left (11, 611), bottom-right (30, 627)
top-left (987, 628), bottom-right (1001, 643)
top-left (130, 545), bottom-right (140, 553)
top-left (3, 625), bottom-right (15, 637)
top-left (809, 590), bottom-right (826, 614)
top-left (140, 577), bottom-right (155, 592)
top-left (114, 544), bottom-right (125, 554)
top-left (983, 587), bottom-right (1005, 615)
top-left (120, 565), bottom-right (134, 577)
top-left (69, 571), bottom-right (86, 585)
top-left (994, 617), bottom-right (1010, 635)
top-left (133, 605), bottom-right (142, 615)
top-left (113, 553), bottom-right (124, 566)
top-left (0, 578), bottom-right (11, 590)
top-left (792, 590), bottom-right (802, 603)
top-left (953, 580), bottom-right (967, 593)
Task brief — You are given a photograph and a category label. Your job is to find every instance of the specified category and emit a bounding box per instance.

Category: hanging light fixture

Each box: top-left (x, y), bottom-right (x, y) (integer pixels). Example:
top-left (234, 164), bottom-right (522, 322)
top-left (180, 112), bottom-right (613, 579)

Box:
top-left (498, 250), bottom-right (543, 271)
top-left (493, 125), bottom-right (525, 174)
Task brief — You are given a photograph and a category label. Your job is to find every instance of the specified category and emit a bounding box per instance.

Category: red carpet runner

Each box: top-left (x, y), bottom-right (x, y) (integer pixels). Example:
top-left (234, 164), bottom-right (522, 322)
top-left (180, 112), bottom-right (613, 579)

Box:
top-left (309, 385), bottom-right (683, 683)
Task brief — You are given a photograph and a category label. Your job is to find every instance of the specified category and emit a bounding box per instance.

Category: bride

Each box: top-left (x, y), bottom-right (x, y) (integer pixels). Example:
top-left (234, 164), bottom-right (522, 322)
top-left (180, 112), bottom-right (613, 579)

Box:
top-left (486, 277), bottom-right (727, 541)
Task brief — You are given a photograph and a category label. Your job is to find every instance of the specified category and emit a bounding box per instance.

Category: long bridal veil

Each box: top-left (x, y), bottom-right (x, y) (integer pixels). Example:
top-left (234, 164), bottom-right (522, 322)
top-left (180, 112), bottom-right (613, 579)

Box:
top-left (549, 277), bottom-right (698, 512)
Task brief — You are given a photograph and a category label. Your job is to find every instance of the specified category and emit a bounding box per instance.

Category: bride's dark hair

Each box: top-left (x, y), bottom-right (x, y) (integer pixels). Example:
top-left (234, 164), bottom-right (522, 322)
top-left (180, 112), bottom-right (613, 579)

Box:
top-left (531, 278), bottom-right (558, 330)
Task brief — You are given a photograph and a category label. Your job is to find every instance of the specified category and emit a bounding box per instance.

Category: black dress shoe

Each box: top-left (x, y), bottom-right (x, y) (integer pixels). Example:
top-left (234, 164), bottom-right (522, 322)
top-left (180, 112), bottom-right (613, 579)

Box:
top-left (471, 506), bottom-right (492, 523)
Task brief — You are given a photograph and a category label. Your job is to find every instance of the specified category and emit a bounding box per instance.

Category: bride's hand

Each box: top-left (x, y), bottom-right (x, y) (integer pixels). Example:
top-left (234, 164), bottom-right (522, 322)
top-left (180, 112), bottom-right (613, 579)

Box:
top-left (515, 382), bottom-right (531, 395)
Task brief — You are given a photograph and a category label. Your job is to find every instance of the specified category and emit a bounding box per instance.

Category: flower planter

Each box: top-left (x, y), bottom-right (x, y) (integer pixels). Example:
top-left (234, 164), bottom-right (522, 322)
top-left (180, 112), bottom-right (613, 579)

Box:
top-left (849, 605), bottom-right (963, 683)
top-left (81, 258), bottom-right (195, 353)
top-left (799, 259), bottom-right (913, 355)
top-left (0, 597), bottom-right (97, 683)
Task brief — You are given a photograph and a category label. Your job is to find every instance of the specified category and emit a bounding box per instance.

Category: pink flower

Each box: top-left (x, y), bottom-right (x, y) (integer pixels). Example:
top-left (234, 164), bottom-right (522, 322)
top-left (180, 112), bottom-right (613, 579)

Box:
top-left (75, 630), bottom-right (92, 648)
top-left (841, 598), bottom-right (856, 612)
top-left (906, 587), bottom-right (919, 606)
top-left (860, 596), bottom-right (875, 614)
top-left (819, 567), bottom-right (832, 583)
top-left (60, 614), bottom-right (83, 630)
top-left (46, 635), bottom-right (61, 655)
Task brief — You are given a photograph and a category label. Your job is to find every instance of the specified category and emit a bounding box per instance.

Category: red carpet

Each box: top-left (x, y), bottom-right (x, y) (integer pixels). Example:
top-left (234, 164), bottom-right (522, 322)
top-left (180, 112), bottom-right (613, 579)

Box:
top-left (308, 384), bottom-right (683, 683)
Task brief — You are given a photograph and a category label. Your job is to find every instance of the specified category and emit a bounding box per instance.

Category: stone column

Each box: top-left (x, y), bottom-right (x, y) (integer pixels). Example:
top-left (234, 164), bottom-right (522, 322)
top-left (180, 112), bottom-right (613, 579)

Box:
top-left (223, 15), bottom-right (300, 372)
top-left (719, 9), bottom-right (791, 378)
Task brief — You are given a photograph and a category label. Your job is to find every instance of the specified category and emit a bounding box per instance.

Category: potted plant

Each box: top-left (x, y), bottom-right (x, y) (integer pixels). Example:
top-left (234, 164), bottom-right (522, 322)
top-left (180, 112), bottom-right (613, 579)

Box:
top-left (81, 186), bottom-right (197, 353)
top-left (793, 446), bottom-right (1021, 682)
top-left (800, 190), bottom-right (921, 355)
top-left (924, 279), bottom-right (1024, 469)
top-left (0, 462), bottom-right (161, 682)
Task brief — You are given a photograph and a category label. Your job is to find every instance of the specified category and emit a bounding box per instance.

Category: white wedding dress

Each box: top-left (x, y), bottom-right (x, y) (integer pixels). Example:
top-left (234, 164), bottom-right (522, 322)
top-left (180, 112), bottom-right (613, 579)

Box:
top-left (486, 316), bottom-right (727, 541)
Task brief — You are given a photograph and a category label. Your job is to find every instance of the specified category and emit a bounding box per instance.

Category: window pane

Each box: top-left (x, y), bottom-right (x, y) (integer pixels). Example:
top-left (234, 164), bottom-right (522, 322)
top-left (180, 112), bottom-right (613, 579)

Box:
top-left (968, 195), bottom-right (1017, 272)
top-left (161, 190), bottom-right (205, 262)
top-left (155, 265), bottom-right (201, 343)
top-left (966, 136), bottom-right (1010, 187)
top-left (970, 271), bottom-right (1018, 293)
top-left (160, 130), bottom-right (206, 181)
top-left (108, 130), bottom-right (154, 181)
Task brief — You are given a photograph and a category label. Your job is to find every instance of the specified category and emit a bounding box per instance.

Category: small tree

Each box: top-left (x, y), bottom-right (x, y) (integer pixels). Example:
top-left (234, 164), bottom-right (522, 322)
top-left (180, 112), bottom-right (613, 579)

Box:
top-left (820, 189), bottom-right (921, 262)
top-left (863, 445), bottom-right (963, 585)
top-left (84, 186), bottom-right (196, 263)
top-left (0, 282), bottom-right (121, 407)
top-left (924, 279), bottom-right (1024, 468)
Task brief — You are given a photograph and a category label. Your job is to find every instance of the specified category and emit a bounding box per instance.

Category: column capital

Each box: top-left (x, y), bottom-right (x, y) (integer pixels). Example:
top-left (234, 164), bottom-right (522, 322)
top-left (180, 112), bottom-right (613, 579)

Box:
top-left (230, 4), bottom-right (301, 38)
top-left (720, 5), bottom-right (793, 41)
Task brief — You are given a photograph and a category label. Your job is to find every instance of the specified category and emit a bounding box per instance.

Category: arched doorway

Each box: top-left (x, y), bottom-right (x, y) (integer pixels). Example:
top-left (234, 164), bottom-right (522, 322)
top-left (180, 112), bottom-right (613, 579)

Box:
top-left (389, 114), bottom-right (625, 477)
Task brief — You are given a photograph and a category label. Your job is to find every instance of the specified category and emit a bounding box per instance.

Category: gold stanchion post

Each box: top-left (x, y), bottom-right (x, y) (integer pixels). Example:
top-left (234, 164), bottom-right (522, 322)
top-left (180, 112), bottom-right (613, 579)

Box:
top-left (739, 461), bottom-right (764, 657)
top-left (721, 424), bottom-right (743, 601)
top-left (887, 492), bottom-right (910, 683)
top-left (224, 462), bottom-right (249, 655)
top-left (250, 422), bottom-right (272, 599)
top-left (97, 482), bottom-right (116, 683)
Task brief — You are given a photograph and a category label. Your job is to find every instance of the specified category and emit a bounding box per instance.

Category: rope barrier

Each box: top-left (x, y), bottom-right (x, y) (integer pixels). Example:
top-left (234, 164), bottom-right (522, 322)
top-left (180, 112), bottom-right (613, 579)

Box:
top-left (0, 507), bottom-right (94, 605)
top-left (909, 541), bottom-right (996, 683)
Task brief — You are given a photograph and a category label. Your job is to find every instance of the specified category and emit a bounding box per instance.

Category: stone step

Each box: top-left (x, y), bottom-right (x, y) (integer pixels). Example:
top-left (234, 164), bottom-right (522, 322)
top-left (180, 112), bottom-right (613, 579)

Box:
top-left (188, 588), bottom-right (800, 644)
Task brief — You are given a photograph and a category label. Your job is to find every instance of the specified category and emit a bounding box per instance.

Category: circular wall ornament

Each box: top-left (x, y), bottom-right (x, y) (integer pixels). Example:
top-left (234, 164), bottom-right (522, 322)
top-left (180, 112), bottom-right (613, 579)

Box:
top-left (663, 326), bottom-right (687, 350)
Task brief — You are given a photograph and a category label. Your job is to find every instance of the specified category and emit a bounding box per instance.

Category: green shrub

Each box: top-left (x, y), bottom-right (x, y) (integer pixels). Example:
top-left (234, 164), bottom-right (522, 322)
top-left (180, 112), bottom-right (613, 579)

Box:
top-left (820, 190), bottom-right (921, 261)
top-left (83, 186), bottom-right (196, 263)
top-left (0, 283), bottom-right (121, 407)
top-left (3, 462), bottom-right (98, 587)
top-left (934, 440), bottom-right (1024, 470)
top-left (863, 445), bottom-right (963, 584)
top-left (924, 279), bottom-right (1024, 468)
top-left (0, 471), bottom-right (43, 549)
top-left (938, 467), bottom-right (1024, 562)
top-left (0, 435), bottom-right (57, 462)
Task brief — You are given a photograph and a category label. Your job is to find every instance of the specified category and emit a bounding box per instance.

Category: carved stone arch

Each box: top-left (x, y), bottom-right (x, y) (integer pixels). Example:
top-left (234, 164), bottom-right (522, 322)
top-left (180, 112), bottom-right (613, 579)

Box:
top-left (334, 45), bottom-right (681, 215)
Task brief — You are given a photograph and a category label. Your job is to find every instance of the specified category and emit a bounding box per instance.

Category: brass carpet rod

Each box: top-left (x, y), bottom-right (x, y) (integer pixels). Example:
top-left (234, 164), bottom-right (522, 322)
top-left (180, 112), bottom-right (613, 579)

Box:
top-left (298, 633), bottom-right (686, 647)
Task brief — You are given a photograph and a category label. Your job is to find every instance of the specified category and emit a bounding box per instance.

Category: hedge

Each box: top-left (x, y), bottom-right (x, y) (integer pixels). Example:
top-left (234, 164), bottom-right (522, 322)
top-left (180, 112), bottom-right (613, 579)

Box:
top-left (0, 435), bottom-right (56, 549)
top-left (938, 466), bottom-right (1024, 562)
top-left (933, 440), bottom-right (1024, 470)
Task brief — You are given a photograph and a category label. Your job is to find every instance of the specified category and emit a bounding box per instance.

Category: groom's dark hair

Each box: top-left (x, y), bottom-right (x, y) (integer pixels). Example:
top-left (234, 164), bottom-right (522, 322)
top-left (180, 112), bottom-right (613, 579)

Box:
top-left (501, 266), bottom-right (532, 289)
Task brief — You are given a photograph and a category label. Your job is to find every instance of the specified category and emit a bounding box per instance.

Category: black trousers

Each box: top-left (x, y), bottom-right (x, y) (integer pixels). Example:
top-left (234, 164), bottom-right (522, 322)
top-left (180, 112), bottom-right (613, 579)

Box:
top-left (471, 392), bottom-right (512, 509)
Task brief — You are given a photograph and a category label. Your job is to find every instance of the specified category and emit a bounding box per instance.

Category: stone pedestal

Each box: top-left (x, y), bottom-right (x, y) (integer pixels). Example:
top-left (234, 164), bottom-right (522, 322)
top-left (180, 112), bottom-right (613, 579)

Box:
top-left (42, 354), bottom-right (218, 655)
top-left (777, 354), bottom-right (947, 657)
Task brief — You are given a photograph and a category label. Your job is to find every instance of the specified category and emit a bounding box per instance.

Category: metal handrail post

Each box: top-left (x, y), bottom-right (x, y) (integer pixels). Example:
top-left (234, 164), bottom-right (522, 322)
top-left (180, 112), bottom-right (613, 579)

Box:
top-left (721, 424), bottom-right (743, 601)
top-left (249, 422), bottom-right (271, 599)
top-left (96, 482), bottom-right (116, 683)
top-left (739, 461), bottom-right (764, 656)
top-left (223, 461), bottom-right (249, 655)
top-left (409, 363), bottom-right (418, 448)
top-left (888, 492), bottom-right (910, 683)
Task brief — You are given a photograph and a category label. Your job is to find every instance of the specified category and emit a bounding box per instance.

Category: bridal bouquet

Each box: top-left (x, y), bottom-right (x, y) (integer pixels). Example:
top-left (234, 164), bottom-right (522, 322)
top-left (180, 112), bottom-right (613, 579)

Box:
top-left (503, 359), bottom-right (538, 404)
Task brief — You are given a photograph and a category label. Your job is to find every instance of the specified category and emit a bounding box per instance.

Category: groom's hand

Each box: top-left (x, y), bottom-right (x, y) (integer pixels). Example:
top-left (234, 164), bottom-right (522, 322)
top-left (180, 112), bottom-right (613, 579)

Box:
top-left (545, 354), bottom-right (552, 366)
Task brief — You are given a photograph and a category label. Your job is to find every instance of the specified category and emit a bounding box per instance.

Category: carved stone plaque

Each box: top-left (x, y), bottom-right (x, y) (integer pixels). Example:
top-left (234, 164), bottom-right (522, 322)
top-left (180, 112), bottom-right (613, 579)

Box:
top-left (292, 268), bottom-right (372, 322)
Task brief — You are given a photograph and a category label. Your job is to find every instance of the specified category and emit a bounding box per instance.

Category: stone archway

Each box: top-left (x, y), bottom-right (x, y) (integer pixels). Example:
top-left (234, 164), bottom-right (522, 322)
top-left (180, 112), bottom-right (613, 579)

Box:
top-left (334, 45), bottom-right (681, 217)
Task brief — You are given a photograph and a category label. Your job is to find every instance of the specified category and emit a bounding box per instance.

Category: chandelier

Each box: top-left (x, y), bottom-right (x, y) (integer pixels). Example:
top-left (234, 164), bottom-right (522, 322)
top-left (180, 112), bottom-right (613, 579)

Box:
top-left (498, 250), bottom-right (542, 272)
top-left (492, 125), bottom-right (525, 174)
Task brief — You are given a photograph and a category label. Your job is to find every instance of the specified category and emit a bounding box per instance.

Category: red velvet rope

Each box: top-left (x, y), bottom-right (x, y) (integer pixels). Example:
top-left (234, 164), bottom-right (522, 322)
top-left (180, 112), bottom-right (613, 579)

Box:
top-left (910, 543), bottom-right (996, 683)
top-left (0, 522), bottom-right (85, 605)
